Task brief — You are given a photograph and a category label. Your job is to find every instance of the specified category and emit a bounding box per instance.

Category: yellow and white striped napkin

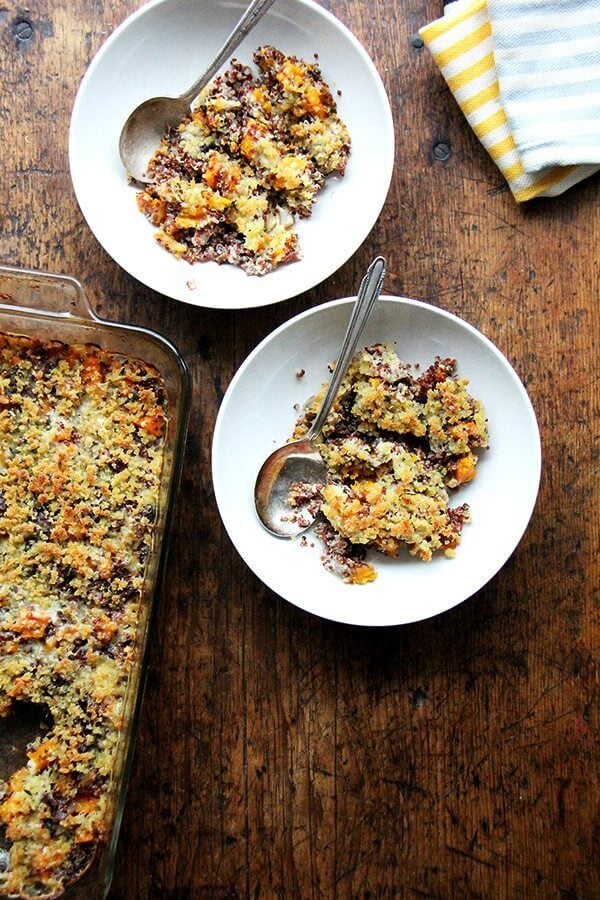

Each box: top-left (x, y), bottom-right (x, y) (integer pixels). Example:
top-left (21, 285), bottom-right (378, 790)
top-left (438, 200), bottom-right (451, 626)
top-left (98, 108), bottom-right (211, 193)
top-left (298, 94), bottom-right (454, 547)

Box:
top-left (419, 0), bottom-right (600, 201)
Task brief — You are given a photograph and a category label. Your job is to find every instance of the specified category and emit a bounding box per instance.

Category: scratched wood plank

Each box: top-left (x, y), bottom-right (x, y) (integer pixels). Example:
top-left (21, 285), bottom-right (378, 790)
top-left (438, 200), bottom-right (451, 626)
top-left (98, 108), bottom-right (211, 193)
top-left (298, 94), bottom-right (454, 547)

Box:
top-left (0, 0), bottom-right (598, 897)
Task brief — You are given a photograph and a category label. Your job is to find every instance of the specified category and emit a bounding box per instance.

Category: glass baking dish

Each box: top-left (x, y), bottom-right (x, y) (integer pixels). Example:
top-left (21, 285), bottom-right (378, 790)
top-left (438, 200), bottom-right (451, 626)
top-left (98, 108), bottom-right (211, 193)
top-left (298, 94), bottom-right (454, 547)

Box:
top-left (0, 265), bottom-right (191, 899)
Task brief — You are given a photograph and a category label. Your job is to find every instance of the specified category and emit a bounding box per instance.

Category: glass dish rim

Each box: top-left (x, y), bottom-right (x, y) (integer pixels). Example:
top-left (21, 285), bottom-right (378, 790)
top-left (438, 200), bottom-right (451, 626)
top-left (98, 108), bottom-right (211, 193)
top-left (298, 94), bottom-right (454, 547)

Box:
top-left (0, 263), bottom-right (191, 899)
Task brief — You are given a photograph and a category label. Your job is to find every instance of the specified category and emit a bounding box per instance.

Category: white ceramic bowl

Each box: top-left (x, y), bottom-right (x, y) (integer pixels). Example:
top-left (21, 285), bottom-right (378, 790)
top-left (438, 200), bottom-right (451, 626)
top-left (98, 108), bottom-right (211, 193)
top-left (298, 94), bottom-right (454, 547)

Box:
top-left (212, 296), bottom-right (542, 626)
top-left (69, 0), bottom-right (394, 309)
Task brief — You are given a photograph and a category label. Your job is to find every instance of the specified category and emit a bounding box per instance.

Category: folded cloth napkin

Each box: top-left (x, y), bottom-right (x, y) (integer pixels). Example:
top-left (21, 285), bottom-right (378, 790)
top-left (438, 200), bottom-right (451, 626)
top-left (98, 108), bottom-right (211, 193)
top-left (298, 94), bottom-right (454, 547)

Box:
top-left (419, 0), bottom-right (600, 201)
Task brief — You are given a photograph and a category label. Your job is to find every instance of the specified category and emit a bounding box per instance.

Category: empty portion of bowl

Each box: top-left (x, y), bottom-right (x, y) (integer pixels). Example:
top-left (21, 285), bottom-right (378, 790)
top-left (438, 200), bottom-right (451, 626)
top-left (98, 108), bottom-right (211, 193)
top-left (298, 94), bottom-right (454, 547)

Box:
top-left (212, 296), bottom-right (542, 627)
top-left (69, 0), bottom-right (394, 308)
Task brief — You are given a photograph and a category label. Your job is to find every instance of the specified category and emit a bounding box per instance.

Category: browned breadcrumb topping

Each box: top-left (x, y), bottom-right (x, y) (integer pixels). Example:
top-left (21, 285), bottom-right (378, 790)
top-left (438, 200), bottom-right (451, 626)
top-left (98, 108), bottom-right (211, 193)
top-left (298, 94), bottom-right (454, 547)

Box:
top-left (0, 333), bottom-right (167, 898)
top-left (290, 344), bottom-right (489, 583)
top-left (136, 45), bottom-right (351, 275)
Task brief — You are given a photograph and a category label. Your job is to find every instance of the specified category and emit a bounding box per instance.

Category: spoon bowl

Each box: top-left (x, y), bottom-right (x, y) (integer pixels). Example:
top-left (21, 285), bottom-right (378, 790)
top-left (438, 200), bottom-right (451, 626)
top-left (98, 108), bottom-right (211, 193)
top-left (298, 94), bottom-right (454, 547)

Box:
top-left (119, 97), bottom-right (190, 183)
top-left (254, 256), bottom-right (386, 538)
top-left (255, 439), bottom-right (325, 537)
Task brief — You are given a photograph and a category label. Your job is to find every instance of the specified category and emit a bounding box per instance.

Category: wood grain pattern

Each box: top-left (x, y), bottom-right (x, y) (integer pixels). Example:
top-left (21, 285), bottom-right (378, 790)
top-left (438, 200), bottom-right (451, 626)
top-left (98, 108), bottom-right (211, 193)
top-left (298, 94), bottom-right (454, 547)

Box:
top-left (1, 0), bottom-right (598, 897)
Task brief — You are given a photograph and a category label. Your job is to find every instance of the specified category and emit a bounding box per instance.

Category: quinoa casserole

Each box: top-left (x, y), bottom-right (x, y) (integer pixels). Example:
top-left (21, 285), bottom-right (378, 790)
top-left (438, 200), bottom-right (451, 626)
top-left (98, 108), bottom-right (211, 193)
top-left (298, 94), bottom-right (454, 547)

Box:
top-left (136, 45), bottom-right (351, 275)
top-left (0, 332), bottom-right (168, 898)
top-left (289, 344), bottom-right (489, 583)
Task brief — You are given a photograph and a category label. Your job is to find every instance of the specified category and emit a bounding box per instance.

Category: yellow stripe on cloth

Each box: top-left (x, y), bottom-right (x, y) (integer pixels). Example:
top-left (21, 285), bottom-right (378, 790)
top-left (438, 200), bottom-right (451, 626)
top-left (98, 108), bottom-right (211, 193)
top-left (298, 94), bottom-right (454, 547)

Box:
top-left (434, 20), bottom-right (493, 68)
top-left (487, 134), bottom-right (517, 161)
top-left (446, 52), bottom-right (496, 93)
top-left (472, 108), bottom-right (508, 138)
top-left (514, 166), bottom-right (578, 202)
top-left (460, 81), bottom-right (500, 117)
top-left (503, 160), bottom-right (526, 182)
top-left (419, 0), bottom-right (594, 201)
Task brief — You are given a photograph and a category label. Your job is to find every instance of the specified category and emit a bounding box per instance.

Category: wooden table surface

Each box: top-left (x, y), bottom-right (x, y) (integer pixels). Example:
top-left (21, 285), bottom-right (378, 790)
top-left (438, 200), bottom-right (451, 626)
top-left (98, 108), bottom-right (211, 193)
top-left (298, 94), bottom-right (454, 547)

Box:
top-left (1, 0), bottom-right (598, 897)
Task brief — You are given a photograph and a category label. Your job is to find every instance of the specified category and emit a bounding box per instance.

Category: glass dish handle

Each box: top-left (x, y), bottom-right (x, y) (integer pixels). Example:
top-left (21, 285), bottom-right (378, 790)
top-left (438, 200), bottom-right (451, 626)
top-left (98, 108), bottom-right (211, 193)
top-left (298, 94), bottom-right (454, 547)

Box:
top-left (0, 264), bottom-right (98, 321)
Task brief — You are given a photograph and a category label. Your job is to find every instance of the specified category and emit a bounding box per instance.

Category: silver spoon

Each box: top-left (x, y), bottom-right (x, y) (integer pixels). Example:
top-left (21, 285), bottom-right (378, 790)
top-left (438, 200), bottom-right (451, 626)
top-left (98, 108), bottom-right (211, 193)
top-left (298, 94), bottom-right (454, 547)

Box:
top-left (119, 0), bottom-right (277, 183)
top-left (254, 256), bottom-right (387, 538)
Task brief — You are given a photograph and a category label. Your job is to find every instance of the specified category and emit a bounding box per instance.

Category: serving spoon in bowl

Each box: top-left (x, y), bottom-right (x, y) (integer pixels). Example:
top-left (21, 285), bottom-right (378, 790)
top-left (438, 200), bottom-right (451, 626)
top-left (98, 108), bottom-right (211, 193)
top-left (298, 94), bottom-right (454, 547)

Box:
top-left (254, 256), bottom-right (386, 538)
top-left (119, 0), bottom-right (277, 183)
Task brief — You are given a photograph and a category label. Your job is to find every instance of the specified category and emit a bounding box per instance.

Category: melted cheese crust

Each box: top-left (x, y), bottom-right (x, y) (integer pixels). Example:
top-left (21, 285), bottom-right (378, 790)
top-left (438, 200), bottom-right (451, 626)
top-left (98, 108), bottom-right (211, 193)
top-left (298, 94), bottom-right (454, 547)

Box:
top-left (137, 46), bottom-right (351, 275)
top-left (0, 333), bottom-right (167, 898)
top-left (292, 345), bottom-right (489, 582)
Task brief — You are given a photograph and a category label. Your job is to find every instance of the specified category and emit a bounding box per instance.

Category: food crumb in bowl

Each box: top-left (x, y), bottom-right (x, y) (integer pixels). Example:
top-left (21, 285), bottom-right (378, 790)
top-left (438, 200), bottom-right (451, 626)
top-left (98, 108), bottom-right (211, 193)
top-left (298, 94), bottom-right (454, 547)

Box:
top-left (288, 344), bottom-right (489, 583)
top-left (0, 333), bottom-right (167, 898)
top-left (136, 46), bottom-right (350, 276)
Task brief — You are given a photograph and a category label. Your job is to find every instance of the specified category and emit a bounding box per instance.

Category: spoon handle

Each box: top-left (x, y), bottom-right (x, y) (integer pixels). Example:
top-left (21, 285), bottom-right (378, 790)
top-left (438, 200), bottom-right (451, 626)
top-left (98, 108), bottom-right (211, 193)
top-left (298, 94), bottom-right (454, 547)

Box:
top-left (305, 256), bottom-right (386, 442)
top-left (179, 0), bottom-right (278, 104)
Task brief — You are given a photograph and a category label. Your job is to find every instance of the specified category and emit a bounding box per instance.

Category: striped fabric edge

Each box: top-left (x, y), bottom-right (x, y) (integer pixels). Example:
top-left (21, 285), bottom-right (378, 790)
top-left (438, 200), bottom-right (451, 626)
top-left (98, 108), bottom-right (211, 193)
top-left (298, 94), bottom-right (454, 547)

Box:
top-left (419, 0), bottom-right (597, 201)
top-left (533, 163), bottom-right (600, 199)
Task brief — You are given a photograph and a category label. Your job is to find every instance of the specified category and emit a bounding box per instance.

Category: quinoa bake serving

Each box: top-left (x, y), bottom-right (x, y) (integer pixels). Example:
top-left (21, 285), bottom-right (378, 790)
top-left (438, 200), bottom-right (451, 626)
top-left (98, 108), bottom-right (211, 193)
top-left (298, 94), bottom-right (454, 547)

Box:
top-left (288, 344), bottom-right (489, 584)
top-left (0, 333), bottom-right (167, 898)
top-left (136, 45), bottom-right (351, 275)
